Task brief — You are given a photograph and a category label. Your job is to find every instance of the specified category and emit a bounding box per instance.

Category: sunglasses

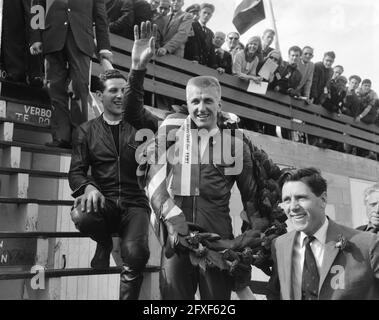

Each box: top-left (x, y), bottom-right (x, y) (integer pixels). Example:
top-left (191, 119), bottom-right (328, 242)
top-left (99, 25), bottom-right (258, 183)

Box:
top-left (228, 37), bottom-right (239, 40)
top-left (304, 53), bottom-right (313, 56)
top-left (270, 57), bottom-right (280, 62)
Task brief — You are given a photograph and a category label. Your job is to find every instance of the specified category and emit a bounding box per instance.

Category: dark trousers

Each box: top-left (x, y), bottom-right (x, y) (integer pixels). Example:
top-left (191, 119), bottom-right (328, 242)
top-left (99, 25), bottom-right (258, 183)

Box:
top-left (1, 0), bottom-right (44, 82)
top-left (45, 28), bottom-right (90, 143)
top-left (160, 252), bottom-right (233, 300)
top-left (73, 198), bottom-right (150, 300)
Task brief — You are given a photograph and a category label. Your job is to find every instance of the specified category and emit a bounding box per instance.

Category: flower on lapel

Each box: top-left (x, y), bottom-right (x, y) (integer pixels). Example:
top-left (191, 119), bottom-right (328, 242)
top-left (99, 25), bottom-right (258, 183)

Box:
top-left (335, 234), bottom-right (350, 251)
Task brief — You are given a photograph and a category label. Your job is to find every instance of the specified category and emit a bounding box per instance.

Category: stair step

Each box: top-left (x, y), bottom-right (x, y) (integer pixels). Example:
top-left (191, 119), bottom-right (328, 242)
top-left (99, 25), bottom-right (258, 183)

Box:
top-left (0, 198), bottom-right (73, 206)
top-left (0, 140), bottom-right (71, 156)
top-left (0, 265), bottom-right (161, 281)
top-left (0, 167), bottom-right (68, 179)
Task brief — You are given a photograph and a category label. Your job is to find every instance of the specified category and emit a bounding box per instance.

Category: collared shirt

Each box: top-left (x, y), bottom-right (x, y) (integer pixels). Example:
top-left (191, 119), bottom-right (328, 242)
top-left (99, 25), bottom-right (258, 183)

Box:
top-left (103, 113), bottom-right (121, 126)
top-left (292, 218), bottom-right (329, 299)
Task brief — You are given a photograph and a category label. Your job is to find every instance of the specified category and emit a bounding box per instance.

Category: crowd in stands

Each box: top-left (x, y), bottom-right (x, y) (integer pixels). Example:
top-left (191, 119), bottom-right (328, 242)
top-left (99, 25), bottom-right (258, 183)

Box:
top-left (0, 0), bottom-right (378, 160)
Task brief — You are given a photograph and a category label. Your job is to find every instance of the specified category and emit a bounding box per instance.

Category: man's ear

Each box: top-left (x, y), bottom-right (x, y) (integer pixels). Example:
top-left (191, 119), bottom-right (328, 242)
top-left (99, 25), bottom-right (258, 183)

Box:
top-left (95, 90), bottom-right (103, 101)
top-left (320, 191), bottom-right (327, 208)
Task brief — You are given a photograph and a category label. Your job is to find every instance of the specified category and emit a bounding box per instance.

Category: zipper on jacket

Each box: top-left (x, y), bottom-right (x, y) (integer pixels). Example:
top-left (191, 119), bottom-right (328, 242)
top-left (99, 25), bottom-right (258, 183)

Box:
top-left (117, 125), bottom-right (121, 206)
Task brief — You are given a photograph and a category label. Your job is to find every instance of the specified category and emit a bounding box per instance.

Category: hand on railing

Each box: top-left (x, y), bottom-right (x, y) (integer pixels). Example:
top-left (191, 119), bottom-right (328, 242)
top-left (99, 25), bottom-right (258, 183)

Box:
top-left (132, 21), bottom-right (157, 70)
top-left (30, 42), bottom-right (43, 55)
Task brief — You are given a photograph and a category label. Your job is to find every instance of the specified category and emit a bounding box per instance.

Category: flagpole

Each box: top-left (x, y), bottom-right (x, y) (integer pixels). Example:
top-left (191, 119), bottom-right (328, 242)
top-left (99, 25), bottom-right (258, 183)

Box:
top-left (264, 0), bottom-right (280, 52)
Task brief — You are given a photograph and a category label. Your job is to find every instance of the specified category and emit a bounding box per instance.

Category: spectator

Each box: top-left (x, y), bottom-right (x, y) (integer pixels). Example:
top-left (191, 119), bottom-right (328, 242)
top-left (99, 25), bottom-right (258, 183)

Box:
top-left (271, 46), bottom-right (302, 96)
top-left (332, 65), bottom-right (344, 80)
top-left (257, 49), bottom-right (282, 85)
top-left (343, 75), bottom-right (362, 118)
top-left (232, 36), bottom-right (262, 83)
top-left (158, 0), bottom-right (171, 16)
top-left (310, 51), bottom-right (335, 105)
top-left (184, 3), bottom-right (216, 68)
top-left (213, 31), bottom-right (232, 75)
top-left (30, 0), bottom-right (112, 148)
top-left (356, 79), bottom-right (379, 125)
top-left (357, 184), bottom-right (379, 233)
top-left (155, 0), bottom-right (193, 58)
top-left (106, 0), bottom-right (153, 40)
top-left (1, 0), bottom-right (44, 86)
top-left (185, 4), bottom-right (200, 20)
top-left (149, 0), bottom-right (160, 11)
top-left (223, 31), bottom-right (243, 61)
top-left (261, 29), bottom-right (276, 58)
top-left (295, 46), bottom-right (315, 103)
top-left (322, 75), bottom-right (347, 114)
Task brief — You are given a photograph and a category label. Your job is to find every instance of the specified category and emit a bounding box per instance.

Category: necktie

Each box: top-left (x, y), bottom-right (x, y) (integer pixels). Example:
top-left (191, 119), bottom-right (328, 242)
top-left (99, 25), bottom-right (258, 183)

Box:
top-left (301, 236), bottom-right (319, 300)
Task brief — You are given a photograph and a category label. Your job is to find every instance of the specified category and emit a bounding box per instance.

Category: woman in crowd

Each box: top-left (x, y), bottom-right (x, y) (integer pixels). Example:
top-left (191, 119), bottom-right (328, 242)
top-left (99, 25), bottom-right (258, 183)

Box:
top-left (232, 36), bottom-right (263, 83)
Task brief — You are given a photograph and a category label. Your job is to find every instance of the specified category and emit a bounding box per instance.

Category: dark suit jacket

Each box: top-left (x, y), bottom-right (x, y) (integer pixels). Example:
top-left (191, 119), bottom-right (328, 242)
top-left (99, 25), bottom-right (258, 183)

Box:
top-left (268, 219), bottom-right (379, 300)
top-left (30, 0), bottom-right (111, 57)
top-left (106, 0), bottom-right (152, 40)
top-left (184, 21), bottom-right (216, 68)
top-left (311, 62), bottom-right (333, 104)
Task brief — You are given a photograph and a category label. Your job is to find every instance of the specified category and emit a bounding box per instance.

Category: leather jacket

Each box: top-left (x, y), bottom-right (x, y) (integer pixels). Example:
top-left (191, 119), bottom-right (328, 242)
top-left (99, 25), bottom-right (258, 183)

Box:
top-left (68, 70), bottom-right (159, 208)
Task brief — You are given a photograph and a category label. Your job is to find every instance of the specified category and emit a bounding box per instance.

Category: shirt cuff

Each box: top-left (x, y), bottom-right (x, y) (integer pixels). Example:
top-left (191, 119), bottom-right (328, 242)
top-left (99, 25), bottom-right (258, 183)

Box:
top-left (99, 49), bottom-right (112, 55)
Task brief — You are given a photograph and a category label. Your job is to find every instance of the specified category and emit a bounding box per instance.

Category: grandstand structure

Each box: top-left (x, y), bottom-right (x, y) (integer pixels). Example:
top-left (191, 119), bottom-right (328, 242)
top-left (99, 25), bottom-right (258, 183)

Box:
top-left (0, 33), bottom-right (378, 299)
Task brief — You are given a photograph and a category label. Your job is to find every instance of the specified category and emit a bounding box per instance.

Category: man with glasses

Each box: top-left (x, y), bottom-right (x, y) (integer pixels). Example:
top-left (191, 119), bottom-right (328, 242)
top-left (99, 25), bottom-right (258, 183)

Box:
top-left (223, 31), bottom-right (242, 61)
top-left (296, 46), bottom-right (315, 104)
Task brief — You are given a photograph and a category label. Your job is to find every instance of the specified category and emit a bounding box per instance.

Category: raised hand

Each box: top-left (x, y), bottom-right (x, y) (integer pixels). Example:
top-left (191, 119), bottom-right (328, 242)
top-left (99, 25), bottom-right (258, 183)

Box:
top-left (132, 21), bottom-right (157, 70)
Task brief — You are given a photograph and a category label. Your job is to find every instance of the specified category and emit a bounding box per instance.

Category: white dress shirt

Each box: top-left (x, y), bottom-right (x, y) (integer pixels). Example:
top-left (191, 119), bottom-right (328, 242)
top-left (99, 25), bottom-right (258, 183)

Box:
top-left (291, 218), bottom-right (329, 299)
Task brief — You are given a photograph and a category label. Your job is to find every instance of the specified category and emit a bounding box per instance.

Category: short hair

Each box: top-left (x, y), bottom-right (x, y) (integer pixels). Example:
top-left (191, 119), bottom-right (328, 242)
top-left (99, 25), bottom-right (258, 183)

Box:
top-left (280, 167), bottom-right (327, 197)
top-left (364, 183), bottom-right (379, 205)
top-left (200, 3), bottom-right (215, 13)
top-left (302, 46), bottom-right (314, 52)
top-left (227, 31), bottom-right (240, 39)
top-left (98, 69), bottom-right (127, 92)
top-left (186, 76), bottom-right (221, 100)
top-left (263, 29), bottom-right (275, 37)
top-left (324, 51), bottom-right (336, 60)
top-left (362, 79), bottom-right (372, 86)
top-left (288, 46), bottom-right (302, 55)
top-left (334, 65), bottom-right (344, 72)
top-left (214, 31), bottom-right (226, 38)
top-left (349, 75), bottom-right (362, 83)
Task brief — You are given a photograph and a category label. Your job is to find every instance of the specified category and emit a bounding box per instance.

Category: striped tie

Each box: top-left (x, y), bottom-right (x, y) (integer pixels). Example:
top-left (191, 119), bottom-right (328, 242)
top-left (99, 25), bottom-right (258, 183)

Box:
top-left (301, 235), bottom-right (319, 300)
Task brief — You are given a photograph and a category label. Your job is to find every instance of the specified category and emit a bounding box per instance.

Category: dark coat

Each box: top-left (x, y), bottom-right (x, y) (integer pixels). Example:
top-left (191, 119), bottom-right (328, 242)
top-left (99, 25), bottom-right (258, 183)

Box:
top-left (215, 48), bottom-right (232, 74)
top-left (271, 61), bottom-right (302, 95)
top-left (311, 62), bottom-right (333, 104)
top-left (106, 0), bottom-right (153, 40)
top-left (184, 21), bottom-right (216, 68)
top-left (30, 0), bottom-right (111, 57)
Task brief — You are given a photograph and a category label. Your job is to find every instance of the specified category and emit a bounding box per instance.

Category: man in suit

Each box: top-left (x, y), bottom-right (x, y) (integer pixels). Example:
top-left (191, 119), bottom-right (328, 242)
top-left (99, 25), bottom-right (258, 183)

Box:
top-left (106, 0), bottom-right (153, 40)
top-left (357, 183), bottom-right (379, 234)
top-left (155, 0), bottom-right (193, 58)
top-left (268, 167), bottom-right (379, 300)
top-left (30, 0), bottom-right (112, 148)
top-left (184, 3), bottom-right (216, 68)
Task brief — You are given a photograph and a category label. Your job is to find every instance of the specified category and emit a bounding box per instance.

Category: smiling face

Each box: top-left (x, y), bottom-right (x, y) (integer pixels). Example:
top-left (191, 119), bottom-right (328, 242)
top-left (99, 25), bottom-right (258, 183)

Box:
top-left (323, 55), bottom-right (335, 69)
top-left (348, 78), bottom-right (360, 91)
top-left (302, 47), bottom-right (314, 63)
top-left (288, 50), bottom-right (301, 65)
top-left (366, 191), bottom-right (379, 229)
top-left (247, 40), bottom-right (259, 55)
top-left (186, 84), bottom-right (221, 131)
top-left (97, 78), bottom-right (127, 121)
top-left (282, 181), bottom-right (327, 235)
top-left (361, 82), bottom-right (372, 94)
top-left (213, 32), bottom-right (226, 48)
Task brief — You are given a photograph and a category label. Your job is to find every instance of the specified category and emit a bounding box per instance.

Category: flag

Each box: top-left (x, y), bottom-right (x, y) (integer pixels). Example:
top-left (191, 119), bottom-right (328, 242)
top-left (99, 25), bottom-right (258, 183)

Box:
top-left (232, 0), bottom-right (266, 35)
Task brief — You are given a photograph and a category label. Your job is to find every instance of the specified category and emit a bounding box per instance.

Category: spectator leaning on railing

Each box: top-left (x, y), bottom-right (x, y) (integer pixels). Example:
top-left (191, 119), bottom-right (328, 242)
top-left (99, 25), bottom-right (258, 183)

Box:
top-left (332, 65), bottom-right (344, 81)
top-left (158, 0), bottom-right (171, 16)
top-left (155, 0), bottom-right (193, 58)
top-left (261, 29), bottom-right (276, 59)
top-left (295, 46), bottom-right (315, 104)
top-left (184, 3), bottom-right (217, 68)
top-left (232, 36), bottom-right (262, 83)
top-left (213, 31), bottom-right (233, 75)
top-left (223, 31), bottom-right (243, 62)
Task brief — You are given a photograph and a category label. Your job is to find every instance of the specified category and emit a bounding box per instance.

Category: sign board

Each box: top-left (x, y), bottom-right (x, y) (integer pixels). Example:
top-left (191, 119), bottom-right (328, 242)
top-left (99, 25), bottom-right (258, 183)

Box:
top-left (0, 238), bottom-right (37, 267)
top-left (6, 101), bottom-right (51, 126)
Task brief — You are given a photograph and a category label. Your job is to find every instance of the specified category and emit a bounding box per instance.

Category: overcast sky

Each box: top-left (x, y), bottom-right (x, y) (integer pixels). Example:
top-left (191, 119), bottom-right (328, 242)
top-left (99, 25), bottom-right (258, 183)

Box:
top-left (184, 0), bottom-right (379, 91)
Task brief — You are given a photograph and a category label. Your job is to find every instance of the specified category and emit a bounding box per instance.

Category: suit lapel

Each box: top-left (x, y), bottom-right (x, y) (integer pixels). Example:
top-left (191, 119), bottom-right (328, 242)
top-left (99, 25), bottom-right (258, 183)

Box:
top-left (280, 231), bottom-right (296, 300)
top-left (318, 220), bottom-right (341, 292)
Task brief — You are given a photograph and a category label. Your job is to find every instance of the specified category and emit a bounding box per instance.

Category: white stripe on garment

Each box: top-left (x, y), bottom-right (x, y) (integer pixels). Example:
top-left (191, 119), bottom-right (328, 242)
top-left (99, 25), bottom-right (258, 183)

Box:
top-left (165, 205), bottom-right (183, 220)
top-left (160, 118), bottom-right (186, 128)
top-left (147, 164), bottom-right (167, 201)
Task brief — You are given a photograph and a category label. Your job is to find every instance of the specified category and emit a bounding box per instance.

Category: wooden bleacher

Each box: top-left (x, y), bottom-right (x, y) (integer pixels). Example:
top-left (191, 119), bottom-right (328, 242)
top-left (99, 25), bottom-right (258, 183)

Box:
top-left (0, 33), bottom-right (378, 300)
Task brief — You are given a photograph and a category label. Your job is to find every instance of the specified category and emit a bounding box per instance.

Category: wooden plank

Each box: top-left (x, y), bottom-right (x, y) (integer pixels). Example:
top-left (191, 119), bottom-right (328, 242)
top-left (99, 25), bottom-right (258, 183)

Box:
top-left (0, 238), bottom-right (37, 267)
top-left (0, 140), bottom-right (71, 156)
top-left (0, 167), bottom-right (67, 179)
top-left (1, 146), bottom-right (21, 168)
top-left (0, 122), bottom-right (13, 141)
top-left (5, 101), bottom-right (52, 127)
top-left (0, 198), bottom-right (73, 206)
top-left (9, 173), bottom-right (29, 198)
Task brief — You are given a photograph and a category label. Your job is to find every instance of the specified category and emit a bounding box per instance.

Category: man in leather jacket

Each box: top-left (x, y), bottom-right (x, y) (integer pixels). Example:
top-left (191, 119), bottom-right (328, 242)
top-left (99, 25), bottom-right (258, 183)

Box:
top-left (68, 22), bottom-right (159, 300)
